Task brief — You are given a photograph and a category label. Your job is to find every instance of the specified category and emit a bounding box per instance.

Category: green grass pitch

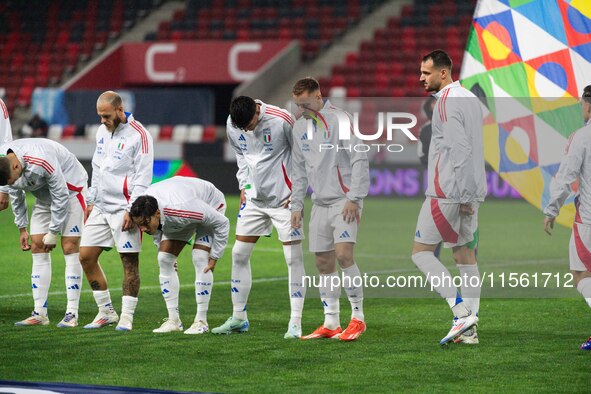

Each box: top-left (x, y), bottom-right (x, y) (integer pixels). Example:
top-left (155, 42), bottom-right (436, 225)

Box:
top-left (0, 196), bottom-right (589, 392)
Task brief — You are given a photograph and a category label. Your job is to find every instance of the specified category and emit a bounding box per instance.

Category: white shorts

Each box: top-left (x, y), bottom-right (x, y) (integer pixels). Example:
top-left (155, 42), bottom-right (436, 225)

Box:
top-left (29, 191), bottom-right (86, 236)
top-left (236, 200), bottom-right (304, 243)
top-left (161, 198), bottom-right (228, 249)
top-left (308, 199), bottom-right (361, 253)
top-left (569, 222), bottom-right (591, 272)
top-left (80, 208), bottom-right (142, 253)
top-left (414, 198), bottom-right (479, 248)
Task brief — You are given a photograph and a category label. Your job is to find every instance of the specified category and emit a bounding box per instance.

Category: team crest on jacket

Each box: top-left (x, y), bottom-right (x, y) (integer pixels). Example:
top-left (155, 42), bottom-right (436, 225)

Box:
top-left (263, 128), bottom-right (271, 143)
top-left (262, 128), bottom-right (273, 151)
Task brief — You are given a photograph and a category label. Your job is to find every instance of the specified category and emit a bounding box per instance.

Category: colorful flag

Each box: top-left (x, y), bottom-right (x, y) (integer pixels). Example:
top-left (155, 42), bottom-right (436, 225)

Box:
top-left (460, 0), bottom-right (591, 228)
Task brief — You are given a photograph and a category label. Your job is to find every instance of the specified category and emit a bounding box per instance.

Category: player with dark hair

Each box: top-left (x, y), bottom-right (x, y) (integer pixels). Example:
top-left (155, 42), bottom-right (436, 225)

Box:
top-left (212, 96), bottom-right (306, 338)
top-left (0, 138), bottom-right (87, 328)
top-left (412, 50), bottom-right (486, 345)
top-left (130, 176), bottom-right (229, 334)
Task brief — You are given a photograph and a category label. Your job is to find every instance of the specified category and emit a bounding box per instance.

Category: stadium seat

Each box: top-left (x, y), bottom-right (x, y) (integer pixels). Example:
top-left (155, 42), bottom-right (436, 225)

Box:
top-left (172, 125), bottom-right (189, 142)
top-left (159, 125), bottom-right (174, 141)
top-left (2, 1), bottom-right (161, 110)
top-left (146, 124), bottom-right (161, 140)
top-left (187, 125), bottom-right (204, 143)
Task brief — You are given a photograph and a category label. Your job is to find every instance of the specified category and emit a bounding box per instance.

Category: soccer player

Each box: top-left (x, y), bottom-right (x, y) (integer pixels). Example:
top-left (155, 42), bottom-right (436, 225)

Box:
top-left (0, 98), bottom-right (13, 211)
top-left (129, 176), bottom-right (230, 334)
top-left (412, 50), bottom-right (486, 345)
top-left (544, 85), bottom-right (591, 350)
top-left (80, 91), bottom-right (154, 331)
top-left (0, 138), bottom-right (87, 327)
top-left (291, 77), bottom-right (369, 341)
top-left (212, 96), bottom-right (306, 339)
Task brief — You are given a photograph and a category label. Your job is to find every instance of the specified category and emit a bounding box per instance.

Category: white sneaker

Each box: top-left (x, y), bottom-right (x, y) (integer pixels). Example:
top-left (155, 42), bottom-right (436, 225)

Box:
top-left (84, 309), bottom-right (119, 329)
top-left (454, 326), bottom-right (479, 344)
top-left (153, 318), bottom-right (183, 333)
top-left (116, 313), bottom-right (133, 331)
top-left (57, 312), bottom-right (78, 328)
top-left (184, 320), bottom-right (209, 335)
top-left (440, 314), bottom-right (478, 345)
top-left (15, 311), bottom-right (49, 326)
top-left (284, 323), bottom-right (302, 339)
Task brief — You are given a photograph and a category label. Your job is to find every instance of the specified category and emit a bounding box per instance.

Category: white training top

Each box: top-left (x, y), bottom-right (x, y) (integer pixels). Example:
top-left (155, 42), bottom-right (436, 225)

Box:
top-left (428, 81), bottom-right (487, 203)
top-left (0, 138), bottom-right (88, 234)
top-left (143, 176), bottom-right (230, 260)
top-left (545, 124), bottom-right (591, 225)
top-left (291, 100), bottom-right (370, 211)
top-left (226, 100), bottom-right (295, 209)
top-left (88, 112), bottom-right (154, 214)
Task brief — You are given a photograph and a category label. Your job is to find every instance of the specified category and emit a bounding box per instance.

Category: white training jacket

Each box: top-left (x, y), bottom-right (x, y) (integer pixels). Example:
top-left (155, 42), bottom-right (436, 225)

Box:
top-left (144, 176), bottom-right (230, 260)
top-left (227, 100), bottom-right (295, 209)
top-left (544, 124), bottom-right (591, 224)
top-left (88, 112), bottom-right (154, 214)
top-left (0, 99), bottom-right (13, 195)
top-left (428, 81), bottom-right (487, 203)
top-left (1, 138), bottom-right (88, 234)
top-left (291, 100), bottom-right (370, 211)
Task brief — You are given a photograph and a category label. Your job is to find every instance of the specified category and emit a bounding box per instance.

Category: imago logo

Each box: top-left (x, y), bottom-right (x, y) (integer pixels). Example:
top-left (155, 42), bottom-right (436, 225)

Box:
top-left (305, 111), bottom-right (417, 153)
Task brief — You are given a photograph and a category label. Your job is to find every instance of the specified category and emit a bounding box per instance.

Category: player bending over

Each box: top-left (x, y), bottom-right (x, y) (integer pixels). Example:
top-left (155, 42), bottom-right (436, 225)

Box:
top-left (129, 176), bottom-right (229, 334)
top-left (0, 138), bottom-right (87, 328)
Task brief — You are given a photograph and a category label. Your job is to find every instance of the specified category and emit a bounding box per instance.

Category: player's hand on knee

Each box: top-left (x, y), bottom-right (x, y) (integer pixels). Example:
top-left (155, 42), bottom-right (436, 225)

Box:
top-left (121, 211), bottom-right (134, 231)
top-left (0, 192), bottom-right (9, 211)
top-left (342, 200), bottom-right (359, 224)
top-left (240, 189), bottom-right (246, 205)
top-left (204, 258), bottom-right (217, 273)
top-left (544, 216), bottom-right (555, 235)
top-left (42, 232), bottom-right (58, 252)
top-left (459, 203), bottom-right (474, 216)
top-left (19, 228), bottom-right (31, 251)
top-left (291, 210), bottom-right (303, 229)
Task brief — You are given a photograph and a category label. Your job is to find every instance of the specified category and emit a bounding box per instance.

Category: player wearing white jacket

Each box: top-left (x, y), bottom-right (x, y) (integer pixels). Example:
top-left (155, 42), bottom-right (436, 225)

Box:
top-left (0, 98), bottom-right (13, 210)
top-left (544, 85), bottom-right (591, 351)
top-left (212, 96), bottom-right (306, 339)
top-left (291, 77), bottom-right (369, 342)
top-left (412, 50), bottom-right (484, 346)
top-left (80, 91), bottom-right (154, 331)
top-left (0, 138), bottom-right (87, 328)
top-left (130, 176), bottom-right (229, 334)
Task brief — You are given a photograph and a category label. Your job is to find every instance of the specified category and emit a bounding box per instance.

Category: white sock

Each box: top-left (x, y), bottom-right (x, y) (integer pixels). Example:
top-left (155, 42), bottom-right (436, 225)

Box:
top-left (457, 263), bottom-right (481, 316)
top-left (577, 277), bottom-right (591, 309)
top-left (342, 263), bottom-right (364, 321)
top-left (121, 295), bottom-right (138, 318)
top-left (283, 243), bottom-right (306, 326)
top-left (93, 289), bottom-right (113, 311)
top-left (231, 240), bottom-right (255, 320)
top-left (412, 251), bottom-right (463, 312)
top-left (320, 272), bottom-right (341, 330)
top-left (64, 253), bottom-right (82, 315)
top-left (158, 251), bottom-right (180, 321)
top-left (193, 248), bottom-right (213, 323)
top-left (32, 253), bottom-right (51, 316)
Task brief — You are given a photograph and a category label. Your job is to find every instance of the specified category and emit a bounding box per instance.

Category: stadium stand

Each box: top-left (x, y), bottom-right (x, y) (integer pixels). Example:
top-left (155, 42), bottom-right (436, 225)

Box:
top-left (0, 0), bottom-right (164, 111)
top-left (145, 0), bottom-right (387, 61)
top-left (316, 0), bottom-right (477, 97)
